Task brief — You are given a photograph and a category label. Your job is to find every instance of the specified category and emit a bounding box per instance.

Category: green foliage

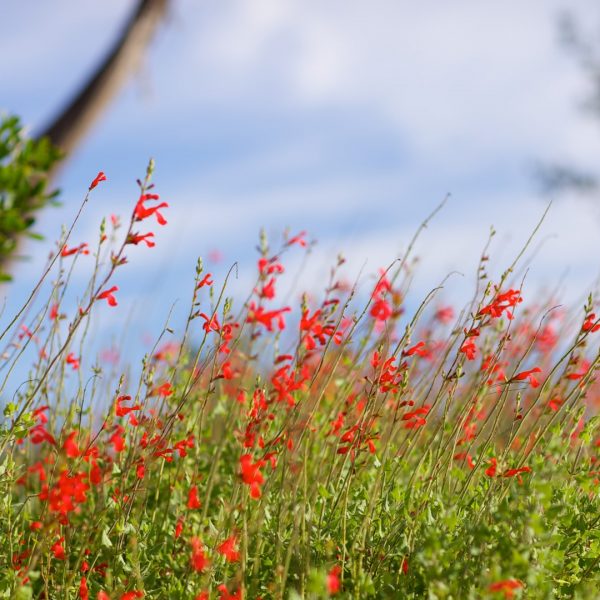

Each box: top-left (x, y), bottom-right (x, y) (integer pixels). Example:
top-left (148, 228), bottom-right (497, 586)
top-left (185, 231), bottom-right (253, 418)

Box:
top-left (0, 114), bottom-right (62, 281)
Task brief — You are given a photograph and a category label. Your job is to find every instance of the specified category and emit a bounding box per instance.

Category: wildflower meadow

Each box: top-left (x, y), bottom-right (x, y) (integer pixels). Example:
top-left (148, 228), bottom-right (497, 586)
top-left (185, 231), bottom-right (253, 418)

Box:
top-left (2, 161), bottom-right (600, 600)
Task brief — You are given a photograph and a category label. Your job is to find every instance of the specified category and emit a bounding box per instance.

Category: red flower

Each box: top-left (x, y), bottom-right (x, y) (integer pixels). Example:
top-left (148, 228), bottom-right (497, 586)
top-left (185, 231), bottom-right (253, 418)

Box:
top-left (583, 313), bottom-right (600, 333)
top-left (511, 367), bottom-right (542, 388)
top-left (240, 454), bottom-right (265, 499)
top-left (63, 432), bottom-right (81, 458)
top-left (109, 426), bottom-right (126, 453)
top-left (453, 452), bottom-right (474, 470)
top-left (217, 585), bottom-right (242, 600)
top-left (370, 297), bottom-right (392, 321)
top-left (41, 470), bottom-right (90, 515)
top-left (49, 303), bottom-right (59, 320)
top-left (402, 341), bottom-right (427, 358)
top-left (502, 466), bottom-right (532, 478)
top-left (97, 286), bottom-right (118, 307)
top-left (174, 517), bottom-right (184, 539)
top-left (190, 537), bottom-right (209, 572)
top-left (434, 306), bottom-right (454, 324)
top-left (217, 535), bottom-right (240, 563)
top-left (51, 537), bottom-right (66, 560)
top-left (247, 302), bottom-right (291, 332)
top-left (66, 353), bottom-right (80, 370)
top-left (30, 424), bottom-right (56, 446)
top-left (460, 339), bottom-right (477, 361)
top-left (460, 328), bottom-right (479, 361)
top-left (134, 193), bottom-right (168, 225)
top-left (115, 395), bottom-right (141, 418)
top-left (197, 273), bottom-right (214, 289)
top-left (327, 565), bottom-right (342, 595)
top-left (488, 578), bottom-right (524, 598)
top-left (120, 593), bottom-right (144, 600)
top-left (79, 576), bottom-right (89, 600)
top-left (127, 232), bottom-right (155, 247)
top-left (485, 457), bottom-right (497, 477)
top-left (402, 405), bottom-right (431, 429)
top-left (150, 382), bottom-right (173, 397)
top-left (187, 485), bottom-right (201, 509)
top-left (287, 231), bottom-right (308, 247)
top-left (478, 289), bottom-right (522, 320)
top-left (61, 243), bottom-right (89, 257)
top-left (89, 171), bottom-right (106, 190)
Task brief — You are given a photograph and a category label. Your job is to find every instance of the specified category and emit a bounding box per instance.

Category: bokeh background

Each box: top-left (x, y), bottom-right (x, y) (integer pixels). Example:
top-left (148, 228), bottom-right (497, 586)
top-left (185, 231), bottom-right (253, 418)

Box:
top-left (2, 0), bottom-right (600, 357)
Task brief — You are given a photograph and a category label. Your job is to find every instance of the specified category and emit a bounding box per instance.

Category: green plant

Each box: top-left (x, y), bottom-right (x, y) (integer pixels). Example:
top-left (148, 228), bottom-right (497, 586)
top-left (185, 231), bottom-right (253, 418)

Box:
top-left (0, 114), bottom-right (62, 281)
top-left (2, 164), bottom-right (600, 599)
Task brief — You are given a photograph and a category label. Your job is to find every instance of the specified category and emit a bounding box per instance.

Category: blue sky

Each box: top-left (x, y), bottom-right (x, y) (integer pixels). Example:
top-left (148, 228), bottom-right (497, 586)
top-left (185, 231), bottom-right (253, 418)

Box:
top-left (2, 1), bottom-right (600, 371)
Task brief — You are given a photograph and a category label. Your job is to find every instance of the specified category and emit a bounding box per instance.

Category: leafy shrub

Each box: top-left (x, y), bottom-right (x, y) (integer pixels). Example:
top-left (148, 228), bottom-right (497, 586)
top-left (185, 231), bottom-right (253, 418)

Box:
top-left (0, 114), bottom-right (62, 281)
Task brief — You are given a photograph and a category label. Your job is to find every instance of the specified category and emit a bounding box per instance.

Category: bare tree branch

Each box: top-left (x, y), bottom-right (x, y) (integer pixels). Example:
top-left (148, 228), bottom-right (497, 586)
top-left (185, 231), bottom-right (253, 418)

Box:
top-left (39, 0), bottom-right (169, 159)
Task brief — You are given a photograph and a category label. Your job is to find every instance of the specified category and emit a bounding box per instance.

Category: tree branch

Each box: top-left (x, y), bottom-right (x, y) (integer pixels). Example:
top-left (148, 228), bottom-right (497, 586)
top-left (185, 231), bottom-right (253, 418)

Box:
top-left (39, 0), bottom-right (169, 159)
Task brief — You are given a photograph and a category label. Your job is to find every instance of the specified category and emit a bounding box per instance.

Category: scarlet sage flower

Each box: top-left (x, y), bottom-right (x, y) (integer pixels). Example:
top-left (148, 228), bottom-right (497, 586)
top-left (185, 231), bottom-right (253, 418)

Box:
top-left (402, 341), bottom-right (427, 358)
top-left (583, 312), bottom-right (600, 333)
top-left (135, 193), bottom-right (169, 225)
top-left (190, 537), bottom-right (209, 572)
top-left (28, 461), bottom-right (47, 482)
top-left (485, 457), bottom-right (497, 477)
top-left (460, 339), bottom-right (477, 361)
top-left (502, 466), bottom-right (531, 478)
top-left (287, 230), bottom-right (308, 247)
top-left (41, 470), bottom-right (90, 515)
top-left (127, 232), bottom-right (155, 247)
top-left (115, 395), bottom-right (141, 418)
top-left (198, 312), bottom-right (221, 333)
top-left (51, 537), bottom-right (66, 560)
top-left (109, 426), bottom-right (126, 453)
top-left (246, 302), bottom-right (291, 332)
top-left (136, 462), bottom-right (145, 479)
top-left (258, 257), bottom-right (284, 276)
top-left (401, 557), bottom-right (409, 574)
top-left (259, 277), bottom-right (277, 299)
top-left (97, 286), bottom-right (118, 306)
top-left (61, 243), bottom-right (89, 257)
top-left (187, 485), bottom-right (201, 509)
top-left (197, 273), bottom-right (213, 288)
top-left (402, 405), bottom-right (431, 429)
top-left (510, 367), bottom-right (542, 388)
top-left (453, 452), bottom-right (474, 470)
top-left (150, 381), bottom-right (173, 397)
top-left (174, 517), bottom-right (184, 539)
top-left (49, 303), bottom-right (59, 320)
top-left (488, 578), bottom-right (524, 598)
top-left (30, 424), bottom-right (56, 446)
top-left (240, 454), bottom-right (265, 499)
top-left (66, 353), bottom-right (80, 370)
top-left (217, 585), bottom-right (242, 600)
top-left (327, 565), bottom-right (342, 595)
top-left (79, 576), bottom-right (89, 600)
top-left (370, 297), bottom-right (392, 321)
top-left (120, 592), bottom-right (144, 600)
top-left (217, 535), bottom-right (240, 562)
top-left (478, 288), bottom-right (522, 320)
top-left (63, 432), bottom-right (80, 458)
top-left (89, 171), bottom-right (106, 190)
top-left (434, 305), bottom-right (455, 324)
